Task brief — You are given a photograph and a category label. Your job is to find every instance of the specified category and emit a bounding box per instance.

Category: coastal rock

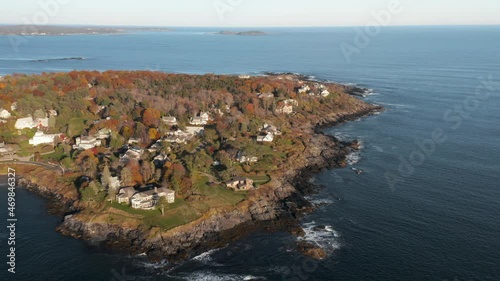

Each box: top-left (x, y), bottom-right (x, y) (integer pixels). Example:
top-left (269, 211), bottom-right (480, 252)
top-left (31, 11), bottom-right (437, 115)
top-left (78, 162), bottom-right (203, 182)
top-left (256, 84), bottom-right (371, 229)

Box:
top-left (297, 241), bottom-right (327, 260)
top-left (5, 104), bottom-right (381, 262)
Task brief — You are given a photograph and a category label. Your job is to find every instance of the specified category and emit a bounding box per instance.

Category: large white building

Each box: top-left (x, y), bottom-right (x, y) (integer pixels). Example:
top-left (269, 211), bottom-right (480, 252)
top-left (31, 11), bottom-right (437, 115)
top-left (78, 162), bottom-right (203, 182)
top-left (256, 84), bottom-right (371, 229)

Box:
top-left (0, 108), bottom-right (11, 119)
top-left (29, 131), bottom-right (59, 146)
top-left (73, 136), bottom-right (102, 150)
top-left (15, 116), bottom-right (36, 129)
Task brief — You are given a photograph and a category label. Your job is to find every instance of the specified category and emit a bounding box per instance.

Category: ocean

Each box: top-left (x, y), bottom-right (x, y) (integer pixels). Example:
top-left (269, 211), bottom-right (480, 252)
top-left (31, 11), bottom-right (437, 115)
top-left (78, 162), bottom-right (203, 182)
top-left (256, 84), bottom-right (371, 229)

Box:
top-left (0, 26), bottom-right (499, 281)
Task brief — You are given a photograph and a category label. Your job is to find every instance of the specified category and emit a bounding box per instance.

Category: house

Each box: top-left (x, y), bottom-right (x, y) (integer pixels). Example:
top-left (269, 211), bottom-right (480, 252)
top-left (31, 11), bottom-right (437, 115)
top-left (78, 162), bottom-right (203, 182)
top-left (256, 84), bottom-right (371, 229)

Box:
top-left (236, 151), bottom-right (258, 164)
top-left (0, 108), bottom-right (11, 119)
top-left (29, 131), bottom-right (59, 146)
top-left (258, 92), bottom-right (274, 99)
top-left (148, 141), bottom-right (162, 153)
top-left (189, 112), bottom-right (210, 125)
top-left (156, 187), bottom-right (176, 204)
top-left (257, 133), bottom-right (275, 143)
top-left (189, 117), bottom-right (206, 126)
top-left (129, 187), bottom-right (176, 210)
top-left (122, 147), bottom-right (144, 160)
top-left (226, 177), bottom-right (254, 191)
top-left (116, 187), bottom-right (136, 204)
top-left (275, 99), bottom-right (298, 114)
top-left (162, 116), bottom-right (178, 126)
top-left (128, 138), bottom-right (140, 145)
top-left (262, 124), bottom-right (282, 136)
top-left (320, 89), bottom-right (330, 97)
top-left (74, 136), bottom-right (101, 150)
top-left (185, 126), bottom-right (205, 136)
top-left (238, 75), bottom-right (250, 79)
top-left (200, 112), bottom-right (210, 122)
top-left (165, 135), bottom-right (188, 144)
top-left (48, 109), bottom-right (58, 117)
top-left (297, 85), bottom-right (311, 94)
top-left (95, 128), bottom-right (111, 140)
top-left (15, 116), bottom-right (36, 129)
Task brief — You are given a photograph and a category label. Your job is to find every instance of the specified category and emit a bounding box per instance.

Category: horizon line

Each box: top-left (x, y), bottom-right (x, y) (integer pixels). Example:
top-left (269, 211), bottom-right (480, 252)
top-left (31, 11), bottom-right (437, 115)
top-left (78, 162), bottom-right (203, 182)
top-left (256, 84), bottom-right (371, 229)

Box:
top-left (0, 23), bottom-right (499, 29)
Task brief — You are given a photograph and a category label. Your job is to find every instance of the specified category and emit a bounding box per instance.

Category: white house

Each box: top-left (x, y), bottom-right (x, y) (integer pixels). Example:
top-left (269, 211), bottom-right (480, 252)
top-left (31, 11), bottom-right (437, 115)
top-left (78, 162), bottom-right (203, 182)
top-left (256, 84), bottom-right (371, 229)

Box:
top-left (320, 90), bottom-right (330, 97)
top-left (189, 117), bottom-right (206, 126)
top-left (190, 112), bottom-right (210, 125)
top-left (48, 109), bottom-right (58, 117)
top-left (74, 136), bottom-right (101, 150)
top-left (275, 99), bottom-right (298, 115)
top-left (29, 131), bottom-right (59, 146)
top-left (236, 151), bottom-right (258, 163)
top-left (0, 108), bottom-right (11, 119)
top-left (262, 124), bottom-right (282, 136)
top-left (257, 133), bottom-right (275, 143)
top-left (128, 138), bottom-right (140, 145)
top-left (116, 187), bottom-right (136, 204)
top-left (185, 126), bottom-right (205, 136)
top-left (298, 85), bottom-right (311, 94)
top-left (15, 116), bottom-right (36, 129)
top-left (95, 128), bottom-right (111, 140)
top-left (129, 187), bottom-right (175, 210)
top-left (157, 187), bottom-right (176, 204)
top-left (162, 116), bottom-right (178, 126)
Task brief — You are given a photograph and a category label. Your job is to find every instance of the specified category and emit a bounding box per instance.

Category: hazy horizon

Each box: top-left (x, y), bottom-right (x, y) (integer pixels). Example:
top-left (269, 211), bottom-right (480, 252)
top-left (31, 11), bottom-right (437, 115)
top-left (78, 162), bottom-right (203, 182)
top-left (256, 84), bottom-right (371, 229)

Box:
top-left (2, 0), bottom-right (499, 27)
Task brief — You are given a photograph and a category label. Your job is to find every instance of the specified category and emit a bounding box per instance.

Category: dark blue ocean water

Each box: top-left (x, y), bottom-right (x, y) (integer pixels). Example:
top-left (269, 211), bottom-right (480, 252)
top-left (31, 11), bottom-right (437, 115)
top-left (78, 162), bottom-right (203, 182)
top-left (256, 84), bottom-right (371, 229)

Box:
top-left (1, 26), bottom-right (499, 281)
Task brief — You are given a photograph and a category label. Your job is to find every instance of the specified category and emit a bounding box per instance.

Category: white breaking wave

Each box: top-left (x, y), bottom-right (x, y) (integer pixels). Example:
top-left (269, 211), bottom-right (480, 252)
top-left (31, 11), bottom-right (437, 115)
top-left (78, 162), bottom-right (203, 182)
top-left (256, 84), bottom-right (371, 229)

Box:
top-left (180, 271), bottom-right (266, 281)
top-left (192, 248), bottom-right (223, 266)
top-left (298, 221), bottom-right (342, 255)
top-left (304, 196), bottom-right (334, 206)
top-left (137, 259), bottom-right (169, 270)
top-left (346, 152), bottom-right (361, 166)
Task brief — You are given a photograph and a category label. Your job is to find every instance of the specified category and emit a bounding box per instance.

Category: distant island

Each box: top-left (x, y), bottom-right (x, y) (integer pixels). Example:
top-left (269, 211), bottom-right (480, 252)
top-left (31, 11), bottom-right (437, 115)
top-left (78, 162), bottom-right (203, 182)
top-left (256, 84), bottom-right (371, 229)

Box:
top-left (0, 71), bottom-right (379, 262)
top-left (216, 30), bottom-right (268, 36)
top-left (0, 25), bottom-right (173, 36)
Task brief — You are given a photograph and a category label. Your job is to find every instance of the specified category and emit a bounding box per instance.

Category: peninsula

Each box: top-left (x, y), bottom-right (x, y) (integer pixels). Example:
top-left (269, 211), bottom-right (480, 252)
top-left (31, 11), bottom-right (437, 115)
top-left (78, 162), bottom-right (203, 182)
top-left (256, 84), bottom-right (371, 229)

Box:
top-left (0, 71), bottom-right (380, 261)
top-left (0, 25), bottom-right (172, 36)
top-left (216, 30), bottom-right (268, 36)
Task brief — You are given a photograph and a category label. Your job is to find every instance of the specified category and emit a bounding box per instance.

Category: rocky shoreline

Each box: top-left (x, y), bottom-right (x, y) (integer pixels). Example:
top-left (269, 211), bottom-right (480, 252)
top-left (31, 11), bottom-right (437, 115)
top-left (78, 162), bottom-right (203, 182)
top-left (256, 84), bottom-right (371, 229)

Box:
top-left (6, 105), bottom-right (382, 263)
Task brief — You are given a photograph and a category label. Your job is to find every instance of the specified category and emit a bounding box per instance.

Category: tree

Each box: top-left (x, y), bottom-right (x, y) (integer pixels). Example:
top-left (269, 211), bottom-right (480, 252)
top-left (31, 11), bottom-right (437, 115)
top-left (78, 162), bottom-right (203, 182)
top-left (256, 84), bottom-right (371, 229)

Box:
top-left (120, 167), bottom-right (133, 186)
top-left (158, 196), bottom-right (168, 216)
top-left (101, 165), bottom-right (111, 189)
top-left (33, 109), bottom-right (46, 119)
top-left (142, 108), bottom-right (161, 128)
top-left (140, 161), bottom-right (154, 183)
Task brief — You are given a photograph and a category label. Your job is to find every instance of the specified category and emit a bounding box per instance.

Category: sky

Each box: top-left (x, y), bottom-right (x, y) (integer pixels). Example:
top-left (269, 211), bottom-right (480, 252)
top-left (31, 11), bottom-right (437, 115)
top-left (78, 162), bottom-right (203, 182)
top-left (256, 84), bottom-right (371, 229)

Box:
top-left (1, 0), bottom-right (500, 27)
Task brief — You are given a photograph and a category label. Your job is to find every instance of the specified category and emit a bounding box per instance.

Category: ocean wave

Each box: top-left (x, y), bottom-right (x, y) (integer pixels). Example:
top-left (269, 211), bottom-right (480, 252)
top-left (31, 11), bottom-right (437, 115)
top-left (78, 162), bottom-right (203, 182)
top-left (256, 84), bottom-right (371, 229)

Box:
top-left (375, 102), bottom-right (412, 108)
top-left (298, 221), bottom-right (342, 255)
top-left (136, 259), bottom-right (169, 270)
top-left (304, 196), bottom-right (335, 206)
top-left (346, 151), bottom-right (361, 165)
top-left (191, 248), bottom-right (223, 266)
top-left (180, 271), bottom-right (266, 281)
top-left (32, 57), bottom-right (86, 62)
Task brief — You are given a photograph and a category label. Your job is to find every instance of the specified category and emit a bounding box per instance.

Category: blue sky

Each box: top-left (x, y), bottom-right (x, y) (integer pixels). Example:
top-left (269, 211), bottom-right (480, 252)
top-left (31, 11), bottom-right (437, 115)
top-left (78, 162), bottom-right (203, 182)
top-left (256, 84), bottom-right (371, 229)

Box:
top-left (2, 0), bottom-right (500, 27)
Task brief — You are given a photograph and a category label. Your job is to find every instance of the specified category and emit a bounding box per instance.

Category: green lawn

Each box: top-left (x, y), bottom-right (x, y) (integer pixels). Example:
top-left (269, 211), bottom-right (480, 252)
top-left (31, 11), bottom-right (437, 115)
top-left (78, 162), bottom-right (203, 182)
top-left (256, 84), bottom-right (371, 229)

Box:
top-left (249, 175), bottom-right (271, 186)
top-left (108, 199), bottom-right (200, 230)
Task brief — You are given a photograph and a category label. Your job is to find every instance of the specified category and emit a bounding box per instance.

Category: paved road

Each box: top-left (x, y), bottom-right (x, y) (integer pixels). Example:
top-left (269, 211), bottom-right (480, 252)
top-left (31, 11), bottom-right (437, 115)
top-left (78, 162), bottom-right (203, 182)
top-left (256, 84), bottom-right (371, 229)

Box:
top-left (0, 160), bottom-right (62, 171)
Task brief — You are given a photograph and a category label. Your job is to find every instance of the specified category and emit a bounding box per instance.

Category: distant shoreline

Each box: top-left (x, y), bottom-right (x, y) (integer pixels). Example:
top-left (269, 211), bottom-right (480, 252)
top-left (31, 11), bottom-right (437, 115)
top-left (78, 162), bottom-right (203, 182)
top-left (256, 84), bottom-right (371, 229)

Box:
top-left (0, 25), bottom-right (173, 36)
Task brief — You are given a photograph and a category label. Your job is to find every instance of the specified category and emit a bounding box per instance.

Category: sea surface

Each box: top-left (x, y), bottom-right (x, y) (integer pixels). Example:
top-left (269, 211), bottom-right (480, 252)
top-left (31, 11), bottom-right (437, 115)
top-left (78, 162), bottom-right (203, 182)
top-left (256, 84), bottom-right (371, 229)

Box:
top-left (0, 26), bottom-right (499, 281)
